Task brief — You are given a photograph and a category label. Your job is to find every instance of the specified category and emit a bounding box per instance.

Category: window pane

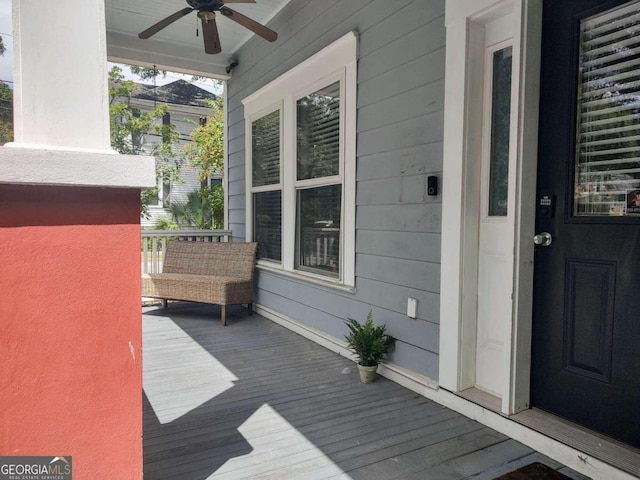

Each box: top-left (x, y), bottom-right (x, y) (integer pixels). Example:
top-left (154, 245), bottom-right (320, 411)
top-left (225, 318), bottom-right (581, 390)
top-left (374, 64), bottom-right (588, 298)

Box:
top-left (162, 181), bottom-right (171, 208)
top-left (252, 110), bottom-right (280, 187)
top-left (297, 82), bottom-right (340, 181)
top-left (296, 185), bottom-right (341, 277)
top-left (488, 46), bottom-right (512, 217)
top-left (254, 191), bottom-right (282, 262)
top-left (574, 1), bottom-right (640, 217)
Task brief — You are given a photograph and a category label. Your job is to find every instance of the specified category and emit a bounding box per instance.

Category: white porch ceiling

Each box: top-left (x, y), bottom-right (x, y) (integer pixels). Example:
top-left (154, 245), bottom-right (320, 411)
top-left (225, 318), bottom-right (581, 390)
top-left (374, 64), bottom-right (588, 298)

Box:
top-left (105, 0), bottom-right (290, 79)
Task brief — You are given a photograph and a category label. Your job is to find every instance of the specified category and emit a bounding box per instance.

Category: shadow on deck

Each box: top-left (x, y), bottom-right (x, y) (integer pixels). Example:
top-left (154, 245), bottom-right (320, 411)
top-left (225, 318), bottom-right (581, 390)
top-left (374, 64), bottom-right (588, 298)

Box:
top-left (142, 302), bottom-right (589, 480)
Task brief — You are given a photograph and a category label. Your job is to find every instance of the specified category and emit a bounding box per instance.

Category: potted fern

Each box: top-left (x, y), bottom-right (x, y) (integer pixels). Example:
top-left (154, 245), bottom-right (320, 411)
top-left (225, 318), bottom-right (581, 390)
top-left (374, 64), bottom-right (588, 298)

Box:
top-left (345, 310), bottom-right (395, 383)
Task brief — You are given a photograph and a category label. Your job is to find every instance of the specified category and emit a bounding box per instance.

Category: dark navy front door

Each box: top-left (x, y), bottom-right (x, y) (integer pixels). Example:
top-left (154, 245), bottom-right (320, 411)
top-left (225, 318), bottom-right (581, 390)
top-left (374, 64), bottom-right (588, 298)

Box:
top-left (532, 0), bottom-right (640, 448)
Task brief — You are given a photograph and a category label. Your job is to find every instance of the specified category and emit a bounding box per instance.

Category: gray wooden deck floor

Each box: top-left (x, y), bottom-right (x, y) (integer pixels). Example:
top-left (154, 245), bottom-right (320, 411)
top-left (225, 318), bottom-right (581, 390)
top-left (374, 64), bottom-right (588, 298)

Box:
top-left (142, 303), bottom-right (590, 480)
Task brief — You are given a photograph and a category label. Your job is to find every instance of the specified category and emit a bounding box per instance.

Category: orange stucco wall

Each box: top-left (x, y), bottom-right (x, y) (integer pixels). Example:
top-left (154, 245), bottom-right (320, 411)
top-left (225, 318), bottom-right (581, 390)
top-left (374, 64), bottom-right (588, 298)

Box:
top-left (0, 185), bottom-right (142, 479)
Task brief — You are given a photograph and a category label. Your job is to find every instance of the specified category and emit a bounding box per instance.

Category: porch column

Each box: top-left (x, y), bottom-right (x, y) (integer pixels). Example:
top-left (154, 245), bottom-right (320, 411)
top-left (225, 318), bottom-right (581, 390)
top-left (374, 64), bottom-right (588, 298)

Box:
top-left (0, 1), bottom-right (154, 479)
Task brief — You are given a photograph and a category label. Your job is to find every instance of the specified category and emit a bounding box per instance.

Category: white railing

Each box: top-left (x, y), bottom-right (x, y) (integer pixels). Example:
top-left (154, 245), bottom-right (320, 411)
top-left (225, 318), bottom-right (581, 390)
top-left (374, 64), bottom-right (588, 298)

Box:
top-left (141, 229), bottom-right (232, 274)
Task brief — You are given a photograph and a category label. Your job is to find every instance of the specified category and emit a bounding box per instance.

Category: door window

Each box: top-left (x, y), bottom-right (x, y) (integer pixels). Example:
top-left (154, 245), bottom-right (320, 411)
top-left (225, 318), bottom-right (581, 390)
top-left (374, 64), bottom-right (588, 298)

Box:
top-left (488, 46), bottom-right (513, 217)
top-left (574, 1), bottom-right (640, 217)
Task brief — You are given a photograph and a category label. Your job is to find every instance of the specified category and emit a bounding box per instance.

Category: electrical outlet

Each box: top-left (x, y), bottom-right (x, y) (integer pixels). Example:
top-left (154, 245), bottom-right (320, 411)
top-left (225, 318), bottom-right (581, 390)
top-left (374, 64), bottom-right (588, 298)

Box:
top-left (407, 297), bottom-right (418, 318)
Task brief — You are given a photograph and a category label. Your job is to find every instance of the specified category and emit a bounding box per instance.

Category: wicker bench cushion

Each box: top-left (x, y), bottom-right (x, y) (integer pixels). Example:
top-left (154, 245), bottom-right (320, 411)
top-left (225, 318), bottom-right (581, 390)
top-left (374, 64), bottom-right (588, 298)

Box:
top-left (142, 273), bottom-right (253, 305)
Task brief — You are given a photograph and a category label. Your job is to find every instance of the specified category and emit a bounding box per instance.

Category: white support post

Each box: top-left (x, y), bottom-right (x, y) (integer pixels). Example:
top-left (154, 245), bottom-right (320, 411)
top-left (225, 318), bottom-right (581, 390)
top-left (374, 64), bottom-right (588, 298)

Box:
top-left (1, 0), bottom-right (155, 190)
top-left (11, 0), bottom-right (113, 152)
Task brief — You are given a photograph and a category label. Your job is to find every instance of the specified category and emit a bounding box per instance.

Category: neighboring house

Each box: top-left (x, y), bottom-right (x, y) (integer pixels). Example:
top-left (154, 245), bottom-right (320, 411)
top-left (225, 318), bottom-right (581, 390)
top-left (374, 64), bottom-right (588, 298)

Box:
top-left (3, 0), bottom-right (640, 478)
top-left (128, 79), bottom-right (218, 228)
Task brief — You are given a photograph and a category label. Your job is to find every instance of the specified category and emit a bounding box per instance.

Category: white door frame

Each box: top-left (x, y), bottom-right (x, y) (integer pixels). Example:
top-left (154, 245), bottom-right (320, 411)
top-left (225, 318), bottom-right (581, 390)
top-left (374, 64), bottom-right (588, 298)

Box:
top-left (439, 0), bottom-right (542, 415)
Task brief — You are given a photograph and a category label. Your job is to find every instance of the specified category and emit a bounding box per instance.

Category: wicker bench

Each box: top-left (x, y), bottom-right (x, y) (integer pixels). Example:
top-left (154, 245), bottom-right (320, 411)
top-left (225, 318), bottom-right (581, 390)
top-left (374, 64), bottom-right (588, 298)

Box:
top-left (142, 241), bottom-right (258, 326)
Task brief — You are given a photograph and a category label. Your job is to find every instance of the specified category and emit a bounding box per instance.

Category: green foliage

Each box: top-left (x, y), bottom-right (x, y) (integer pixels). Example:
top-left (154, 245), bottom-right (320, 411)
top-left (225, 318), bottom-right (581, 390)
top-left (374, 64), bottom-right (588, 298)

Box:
top-left (109, 66), bottom-right (180, 157)
top-left (0, 36), bottom-right (5, 57)
top-left (0, 81), bottom-right (13, 145)
top-left (200, 184), bottom-right (224, 229)
top-left (345, 311), bottom-right (395, 367)
top-left (154, 216), bottom-right (179, 230)
top-left (129, 65), bottom-right (166, 80)
top-left (108, 65), bottom-right (183, 218)
top-left (181, 97), bottom-right (225, 229)
top-left (167, 190), bottom-right (214, 230)
top-left (183, 97), bottom-right (224, 181)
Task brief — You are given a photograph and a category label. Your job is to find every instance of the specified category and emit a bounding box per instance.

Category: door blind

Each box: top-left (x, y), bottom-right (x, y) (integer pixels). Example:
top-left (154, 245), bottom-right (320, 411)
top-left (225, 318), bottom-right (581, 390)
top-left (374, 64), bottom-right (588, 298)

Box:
top-left (575, 0), bottom-right (640, 216)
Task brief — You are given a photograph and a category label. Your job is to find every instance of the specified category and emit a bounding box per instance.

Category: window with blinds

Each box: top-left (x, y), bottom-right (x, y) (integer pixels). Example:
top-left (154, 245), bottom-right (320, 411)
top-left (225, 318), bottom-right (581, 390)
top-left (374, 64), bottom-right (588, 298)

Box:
top-left (252, 110), bottom-right (281, 187)
top-left (575, 0), bottom-right (640, 217)
top-left (295, 82), bottom-right (342, 277)
top-left (296, 82), bottom-right (340, 181)
top-left (243, 32), bottom-right (357, 286)
top-left (251, 109), bottom-right (282, 262)
top-left (254, 191), bottom-right (282, 262)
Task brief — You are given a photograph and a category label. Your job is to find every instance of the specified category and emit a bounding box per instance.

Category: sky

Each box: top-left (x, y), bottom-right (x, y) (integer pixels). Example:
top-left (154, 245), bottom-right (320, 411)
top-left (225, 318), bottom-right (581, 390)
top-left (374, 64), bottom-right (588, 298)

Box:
top-left (0, 0), bottom-right (221, 94)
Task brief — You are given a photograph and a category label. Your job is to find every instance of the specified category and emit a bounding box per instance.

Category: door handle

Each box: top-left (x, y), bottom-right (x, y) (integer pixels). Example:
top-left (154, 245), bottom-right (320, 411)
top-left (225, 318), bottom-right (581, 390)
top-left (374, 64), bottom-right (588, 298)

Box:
top-left (533, 232), bottom-right (553, 247)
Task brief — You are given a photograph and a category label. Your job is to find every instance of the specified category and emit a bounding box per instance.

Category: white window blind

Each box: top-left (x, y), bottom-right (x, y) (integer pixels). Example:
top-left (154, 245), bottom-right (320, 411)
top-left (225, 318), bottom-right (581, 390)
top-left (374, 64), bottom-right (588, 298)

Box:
top-left (252, 110), bottom-right (281, 187)
top-left (575, 0), bottom-right (640, 216)
top-left (296, 82), bottom-right (341, 181)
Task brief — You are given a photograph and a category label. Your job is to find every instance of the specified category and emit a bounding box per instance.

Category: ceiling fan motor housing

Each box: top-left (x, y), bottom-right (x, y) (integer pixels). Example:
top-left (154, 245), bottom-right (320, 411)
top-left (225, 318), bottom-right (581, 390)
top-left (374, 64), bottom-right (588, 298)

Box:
top-left (187, 0), bottom-right (224, 11)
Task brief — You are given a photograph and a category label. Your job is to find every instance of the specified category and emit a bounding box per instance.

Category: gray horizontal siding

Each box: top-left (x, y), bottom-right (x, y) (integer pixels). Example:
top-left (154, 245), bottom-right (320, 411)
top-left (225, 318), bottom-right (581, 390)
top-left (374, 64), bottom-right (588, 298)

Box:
top-left (355, 277), bottom-right (441, 327)
top-left (357, 204), bottom-right (442, 233)
top-left (358, 79), bottom-right (445, 132)
top-left (227, 0), bottom-right (445, 382)
top-left (356, 230), bottom-right (441, 263)
top-left (357, 112), bottom-right (444, 157)
top-left (358, 143), bottom-right (443, 181)
top-left (359, 48), bottom-right (446, 108)
top-left (171, 165), bottom-right (200, 203)
top-left (356, 253), bottom-right (440, 294)
top-left (227, 163), bottom-right (246, 183)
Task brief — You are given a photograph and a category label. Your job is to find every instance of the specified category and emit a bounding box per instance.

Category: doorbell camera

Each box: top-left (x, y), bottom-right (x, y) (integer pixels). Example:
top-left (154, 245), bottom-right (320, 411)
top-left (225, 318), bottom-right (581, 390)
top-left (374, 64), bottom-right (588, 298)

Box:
top-left (427, 175), bottom-right (438, 196)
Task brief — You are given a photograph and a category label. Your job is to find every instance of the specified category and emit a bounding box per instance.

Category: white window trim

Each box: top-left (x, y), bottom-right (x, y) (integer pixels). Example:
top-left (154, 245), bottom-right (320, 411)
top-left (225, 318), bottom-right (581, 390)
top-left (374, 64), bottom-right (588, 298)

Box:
top-left (439, 0), bottom-right (542, 415)
top-left (243, 31), bottom-right (358, 288)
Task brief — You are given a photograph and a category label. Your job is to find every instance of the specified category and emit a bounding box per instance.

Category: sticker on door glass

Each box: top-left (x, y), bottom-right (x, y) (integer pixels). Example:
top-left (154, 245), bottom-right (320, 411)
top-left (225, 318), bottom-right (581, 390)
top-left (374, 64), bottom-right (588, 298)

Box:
top-left (626, 189), bottom-right (640, 216)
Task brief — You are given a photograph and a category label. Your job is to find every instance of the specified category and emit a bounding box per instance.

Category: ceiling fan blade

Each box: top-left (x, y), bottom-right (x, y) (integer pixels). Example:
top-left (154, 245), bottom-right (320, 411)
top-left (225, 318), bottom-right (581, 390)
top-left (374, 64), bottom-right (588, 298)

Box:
top-left (201, 16), bottom-right (222, 54)
top-left (139, 7), bottom-right (194, 39)
top-left (219, 6), bottom-right (278, 42)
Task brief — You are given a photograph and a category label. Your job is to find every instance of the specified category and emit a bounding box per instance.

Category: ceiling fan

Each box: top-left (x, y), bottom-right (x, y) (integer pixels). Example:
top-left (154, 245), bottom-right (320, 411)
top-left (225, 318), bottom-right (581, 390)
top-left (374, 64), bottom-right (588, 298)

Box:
top-left (138, 0), bottom-right (278, 54)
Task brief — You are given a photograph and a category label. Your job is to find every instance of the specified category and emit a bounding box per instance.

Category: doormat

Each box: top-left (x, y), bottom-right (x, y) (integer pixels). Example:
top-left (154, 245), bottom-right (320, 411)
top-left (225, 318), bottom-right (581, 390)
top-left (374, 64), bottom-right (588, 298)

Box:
top-left (492, 462), bottom-right (574, 480)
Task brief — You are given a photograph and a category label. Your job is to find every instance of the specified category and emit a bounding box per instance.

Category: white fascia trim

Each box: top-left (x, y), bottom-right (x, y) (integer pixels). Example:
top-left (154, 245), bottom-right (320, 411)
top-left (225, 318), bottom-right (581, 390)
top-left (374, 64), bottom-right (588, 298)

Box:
top-left (242, 31), bottom-right (358, 114)
top-left (257, 302), bottom-right (632, 480)
top-left (0, 147), bottom-right (156, 189)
